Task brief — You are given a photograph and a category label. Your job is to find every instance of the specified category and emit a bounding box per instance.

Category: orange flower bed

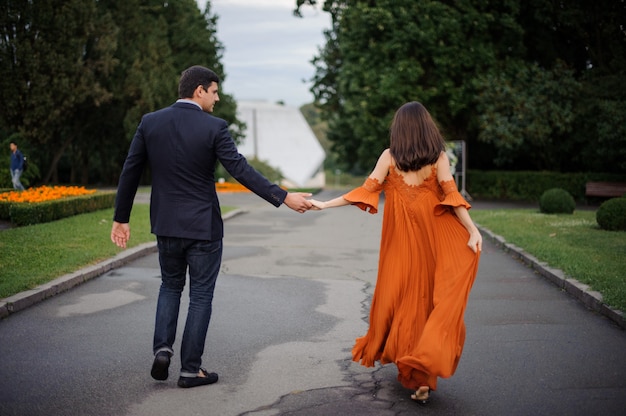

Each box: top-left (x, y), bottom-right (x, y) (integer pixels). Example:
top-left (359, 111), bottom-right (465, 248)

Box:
top-left (215, 181), bottom-right (251, 193)
top-left (0, 185), bottom-right (97, 204)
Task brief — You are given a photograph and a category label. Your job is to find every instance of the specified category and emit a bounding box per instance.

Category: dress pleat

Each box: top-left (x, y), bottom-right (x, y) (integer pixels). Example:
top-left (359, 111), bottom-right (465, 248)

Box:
top-left (346, 166), bottom-right (480, 391)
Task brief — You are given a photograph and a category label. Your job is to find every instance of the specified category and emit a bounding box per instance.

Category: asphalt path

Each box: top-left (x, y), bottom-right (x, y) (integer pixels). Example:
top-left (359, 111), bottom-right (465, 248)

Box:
top-left (0, 191), bottom-right (625, 416)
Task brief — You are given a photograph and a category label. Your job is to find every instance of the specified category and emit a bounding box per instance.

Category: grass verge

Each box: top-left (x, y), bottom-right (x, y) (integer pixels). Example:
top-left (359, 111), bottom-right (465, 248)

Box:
top-left (471, 209), bottom-right (626, 313)
top-left (0, 204), bottom-right (236, 299)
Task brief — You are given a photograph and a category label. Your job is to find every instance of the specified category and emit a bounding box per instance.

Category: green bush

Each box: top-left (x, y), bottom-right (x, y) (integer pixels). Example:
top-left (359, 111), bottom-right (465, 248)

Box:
top-left (8, 192), bottom-right (116, 226)
top-left (596, 197), bottom-right (626, 231)
top-left (467, 170), bottom-right (626, 201)
top-left (539, 188), bottom-right (576, 214)
top-left (0, 202), bottom-right (10, 220)
top-left (0, 189), bottom-right (12, 219)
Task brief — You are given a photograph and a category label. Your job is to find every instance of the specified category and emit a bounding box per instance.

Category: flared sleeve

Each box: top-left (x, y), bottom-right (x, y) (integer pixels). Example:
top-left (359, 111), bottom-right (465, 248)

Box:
top-left (343, 177), bottom-right (383, 214)
top-left (434, 179), bottom-right (471, 216)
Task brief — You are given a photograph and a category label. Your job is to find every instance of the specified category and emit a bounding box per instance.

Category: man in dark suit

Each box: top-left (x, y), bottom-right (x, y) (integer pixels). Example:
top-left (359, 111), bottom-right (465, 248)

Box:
top-left (111, 65), bottom-right (312, 388)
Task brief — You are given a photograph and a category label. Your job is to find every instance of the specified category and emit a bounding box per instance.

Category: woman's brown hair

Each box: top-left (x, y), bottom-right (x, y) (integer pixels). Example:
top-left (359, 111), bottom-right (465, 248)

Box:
top-left (389, 102), bottom-right (446, 172)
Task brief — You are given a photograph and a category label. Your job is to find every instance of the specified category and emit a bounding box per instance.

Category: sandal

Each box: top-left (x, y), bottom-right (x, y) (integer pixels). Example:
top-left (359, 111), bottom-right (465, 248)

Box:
top-left (410, 386), bottom-right (430, 405)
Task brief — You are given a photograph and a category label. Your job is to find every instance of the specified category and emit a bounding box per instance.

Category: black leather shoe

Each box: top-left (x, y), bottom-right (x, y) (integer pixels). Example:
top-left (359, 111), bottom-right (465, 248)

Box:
top-left (150, 351), bottom-right (171, 381)
top-left (177, 368), bottom-right (218, 388)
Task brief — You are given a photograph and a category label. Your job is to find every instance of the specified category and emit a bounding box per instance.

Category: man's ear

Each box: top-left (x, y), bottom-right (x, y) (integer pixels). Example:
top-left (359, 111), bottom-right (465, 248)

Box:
top-left (193, 84), bottom-right (205, 98)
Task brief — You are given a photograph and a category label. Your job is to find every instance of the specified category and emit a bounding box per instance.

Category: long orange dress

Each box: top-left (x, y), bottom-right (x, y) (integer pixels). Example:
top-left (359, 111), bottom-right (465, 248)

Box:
top-left (345, 165), bottom-right (480, 391)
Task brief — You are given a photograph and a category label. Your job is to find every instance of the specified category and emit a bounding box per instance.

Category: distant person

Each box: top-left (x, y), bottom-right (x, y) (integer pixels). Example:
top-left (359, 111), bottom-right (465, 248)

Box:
top-left (111, 65), bottom-right (312, 388)
top-left (309, 101), bottom-right (482, 404)
top-left (9, 141), bottom-right (25, 191)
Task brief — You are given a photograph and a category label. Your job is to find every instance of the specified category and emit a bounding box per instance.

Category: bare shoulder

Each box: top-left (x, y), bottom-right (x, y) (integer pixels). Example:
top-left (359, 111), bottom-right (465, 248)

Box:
top-left (379, 148), bottom-right (392, 164)
top-left (437, 150), bottom-right (449, 164)
top-left (377, 149), bottom-right (393, 170)
top-left (436, 150), bottom-right (453, 180)
top-left (369, 149), bottom-right (392, 181)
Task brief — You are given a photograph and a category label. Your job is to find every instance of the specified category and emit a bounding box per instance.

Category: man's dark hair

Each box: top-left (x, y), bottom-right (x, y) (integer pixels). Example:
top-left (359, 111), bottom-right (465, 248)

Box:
top-left (9, 141), bottom-right (17, 146)
top-left (178, 66), bottom-right (220, 99)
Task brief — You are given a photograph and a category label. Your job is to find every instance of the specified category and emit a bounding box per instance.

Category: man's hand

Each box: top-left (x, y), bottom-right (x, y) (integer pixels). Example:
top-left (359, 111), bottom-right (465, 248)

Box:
top-left (111, 221), bottom-right (131, 248)
top-left (283, 192), bottom-right (313, 213)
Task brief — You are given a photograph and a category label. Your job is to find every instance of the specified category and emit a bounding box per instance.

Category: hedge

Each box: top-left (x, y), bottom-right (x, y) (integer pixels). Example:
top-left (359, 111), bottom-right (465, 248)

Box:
top-left (1, 191), bottom-right (116, 226)
top-left (466, 171), bottom-right (626, 202)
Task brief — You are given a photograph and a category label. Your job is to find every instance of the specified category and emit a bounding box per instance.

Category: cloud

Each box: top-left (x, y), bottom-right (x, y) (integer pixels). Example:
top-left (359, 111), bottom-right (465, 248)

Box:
top-left (198, 0), bottom-right (329, 107)
top-left (212, 0), bottom-right (294, 9)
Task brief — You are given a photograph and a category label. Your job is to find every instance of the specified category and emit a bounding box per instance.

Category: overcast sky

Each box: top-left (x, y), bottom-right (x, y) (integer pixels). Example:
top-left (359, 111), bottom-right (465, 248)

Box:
top-left (196, 0), bottom-right (330, 108)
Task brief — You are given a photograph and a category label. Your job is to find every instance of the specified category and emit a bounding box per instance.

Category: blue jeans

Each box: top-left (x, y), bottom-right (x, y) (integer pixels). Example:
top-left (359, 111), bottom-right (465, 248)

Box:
top-left (11, 169), bottom-right (24, 191)
top-left (154, 236), bottom-right (222, 378)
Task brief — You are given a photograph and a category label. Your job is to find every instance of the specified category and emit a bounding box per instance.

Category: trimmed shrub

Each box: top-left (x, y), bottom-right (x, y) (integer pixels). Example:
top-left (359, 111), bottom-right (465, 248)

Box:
top-left (596, 197), bottom-right (626, 231)
top-left (539, 188), bottom-right (576, 214)
top-left (466, 170), bottom-right (626, 202)
top-left (0, 201), bottom-right (10, 220)
top-left (0, 189), bottom-right (11, 219)
top-left (8, 192), bottom-right (116, 226)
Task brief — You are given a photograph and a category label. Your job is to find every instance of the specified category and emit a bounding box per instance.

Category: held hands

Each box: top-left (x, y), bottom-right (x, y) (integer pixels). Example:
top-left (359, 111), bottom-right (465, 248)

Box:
top-left (308, 199), bottom-right (326, 210)
top-left (283, 193), bottom-right (329, 212)
top-left (284, 192), bottom-right (314, 213)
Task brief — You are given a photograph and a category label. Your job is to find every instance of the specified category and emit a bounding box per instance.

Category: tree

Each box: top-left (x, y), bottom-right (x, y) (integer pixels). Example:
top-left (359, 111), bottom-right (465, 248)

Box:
top-left (164, 0), bottom-right (245, 143)
top-left (484, 0), bottom-right (626, 172)
top-left (0, 0), bottom-right (117, 183)
top-left (297, 0), bottom-right (626, 174)
top-left (297, 0), bottom-right (524, 173)
top-left (1, 0), bottom-right (243, 185)
top-left (475, 60), bottom-right (581, 170)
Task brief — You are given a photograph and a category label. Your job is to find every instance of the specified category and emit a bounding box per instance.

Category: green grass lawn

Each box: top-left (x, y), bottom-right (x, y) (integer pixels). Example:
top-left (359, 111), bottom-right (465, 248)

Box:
top-left (0, 204), bottom-right (236, 299)
top-left (471, 209), bottom-right (626, 312)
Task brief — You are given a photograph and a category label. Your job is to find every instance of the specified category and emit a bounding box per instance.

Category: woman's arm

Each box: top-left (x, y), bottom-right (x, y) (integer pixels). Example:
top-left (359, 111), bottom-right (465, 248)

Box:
top-left (437, 151), bottom-right (482, 252)
top-left (309, 196), bottom-right (349, 210)
top-left (310, 149), bottom-right (391, 210)
top-left (453, 206), bottom-right (482, 253)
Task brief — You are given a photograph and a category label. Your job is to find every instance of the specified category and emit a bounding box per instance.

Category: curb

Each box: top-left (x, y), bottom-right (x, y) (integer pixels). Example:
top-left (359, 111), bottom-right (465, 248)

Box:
top-left (0, 209), bottom-right (247, 320)
top-left (479, 226), bottom-right (625, 330)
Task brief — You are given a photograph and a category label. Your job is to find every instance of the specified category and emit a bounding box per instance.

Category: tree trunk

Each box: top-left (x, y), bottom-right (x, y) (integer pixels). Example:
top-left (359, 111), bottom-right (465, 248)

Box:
top-left (43, 136), bottom-right (74, 184)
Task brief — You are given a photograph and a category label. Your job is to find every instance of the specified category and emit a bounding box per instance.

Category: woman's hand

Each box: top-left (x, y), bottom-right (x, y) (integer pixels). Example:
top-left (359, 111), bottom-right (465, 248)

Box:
top-left (467, 230), bottom-right (482, 253)
top-left (308, 199), bottom-right (326, 210)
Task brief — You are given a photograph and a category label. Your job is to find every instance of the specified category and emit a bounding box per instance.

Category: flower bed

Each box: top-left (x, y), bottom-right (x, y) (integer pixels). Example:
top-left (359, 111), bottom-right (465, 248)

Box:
top-left (215, 181), bottom-right (251, 193)
top-left (0, 185), bottom-right (96, 203)
top-left (0, 182), bottom-right (257, 226)
top-left (0, 186), bottom-right (114, 226)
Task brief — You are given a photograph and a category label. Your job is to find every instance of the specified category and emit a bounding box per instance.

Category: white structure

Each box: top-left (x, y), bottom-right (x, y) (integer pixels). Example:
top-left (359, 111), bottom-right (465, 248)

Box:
top-left (235, 101), bottom-right (326, 188)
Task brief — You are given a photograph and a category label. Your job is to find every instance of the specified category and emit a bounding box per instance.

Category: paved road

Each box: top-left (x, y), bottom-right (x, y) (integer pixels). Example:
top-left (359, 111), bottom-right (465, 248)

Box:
top-left (0, 191), bottom-right (624, 416)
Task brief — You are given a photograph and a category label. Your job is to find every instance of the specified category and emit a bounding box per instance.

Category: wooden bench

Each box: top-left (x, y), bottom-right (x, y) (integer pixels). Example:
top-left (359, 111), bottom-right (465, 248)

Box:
top-left (585, 181), bottom-right (626, 198)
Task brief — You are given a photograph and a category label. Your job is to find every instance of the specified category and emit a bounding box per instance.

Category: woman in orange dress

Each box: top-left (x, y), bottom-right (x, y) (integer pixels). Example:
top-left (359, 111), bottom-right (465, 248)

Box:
top-left (309, 101), bottom-right (482, 404)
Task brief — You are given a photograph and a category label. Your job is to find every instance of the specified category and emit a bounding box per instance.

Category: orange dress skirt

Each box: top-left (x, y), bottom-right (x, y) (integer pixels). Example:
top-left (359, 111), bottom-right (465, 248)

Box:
top-left (345, 166), bottom-right (480, 391)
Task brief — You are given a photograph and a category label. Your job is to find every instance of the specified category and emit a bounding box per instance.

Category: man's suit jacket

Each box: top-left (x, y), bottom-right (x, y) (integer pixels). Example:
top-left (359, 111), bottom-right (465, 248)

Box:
top-left (114, 101), bottom-right (287, 241)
